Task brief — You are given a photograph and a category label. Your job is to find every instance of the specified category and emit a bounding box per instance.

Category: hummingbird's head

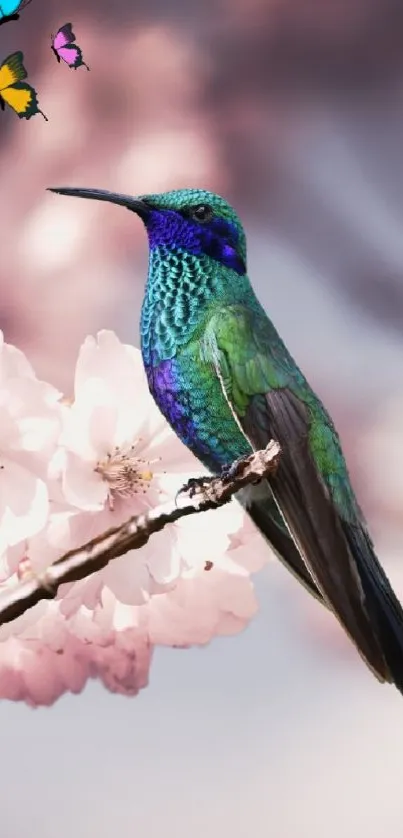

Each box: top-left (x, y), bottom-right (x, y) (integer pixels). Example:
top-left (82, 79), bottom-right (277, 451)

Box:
top-left (48, 186), bottom-right (247, 275)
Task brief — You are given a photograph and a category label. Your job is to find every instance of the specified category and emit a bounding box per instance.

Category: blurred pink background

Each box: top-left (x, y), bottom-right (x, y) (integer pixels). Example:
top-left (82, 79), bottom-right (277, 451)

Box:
top-left (1, 1), bottom-right (403, 835)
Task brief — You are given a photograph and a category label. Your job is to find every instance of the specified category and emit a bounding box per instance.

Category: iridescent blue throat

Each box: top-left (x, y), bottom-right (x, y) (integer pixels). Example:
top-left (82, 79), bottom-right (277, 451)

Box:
top-left (145, 208), bottom-right (246, 275)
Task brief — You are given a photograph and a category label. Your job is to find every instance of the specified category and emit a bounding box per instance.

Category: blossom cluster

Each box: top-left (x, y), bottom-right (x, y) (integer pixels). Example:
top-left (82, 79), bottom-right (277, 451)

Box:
top-left (0, 330), bottom-right (268, 706)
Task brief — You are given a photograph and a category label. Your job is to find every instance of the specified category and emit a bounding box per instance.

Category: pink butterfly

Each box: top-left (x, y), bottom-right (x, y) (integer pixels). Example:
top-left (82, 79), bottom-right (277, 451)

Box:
top-left (51, 23), bottom-right (89, 71)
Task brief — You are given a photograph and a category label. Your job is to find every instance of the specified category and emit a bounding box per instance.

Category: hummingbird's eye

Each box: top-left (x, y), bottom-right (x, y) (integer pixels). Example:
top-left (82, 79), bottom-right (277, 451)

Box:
top-left (191, 204), bottom-right (213, 223)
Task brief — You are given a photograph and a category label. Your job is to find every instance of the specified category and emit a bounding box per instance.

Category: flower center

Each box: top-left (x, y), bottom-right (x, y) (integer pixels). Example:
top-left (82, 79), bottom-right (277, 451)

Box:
top-left (94, 441), bottom-right (158, 510)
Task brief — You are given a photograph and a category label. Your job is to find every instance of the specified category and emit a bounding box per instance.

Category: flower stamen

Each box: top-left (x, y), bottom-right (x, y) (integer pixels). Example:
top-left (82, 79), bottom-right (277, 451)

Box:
top-left (94, 441), bottom-right (161, 511)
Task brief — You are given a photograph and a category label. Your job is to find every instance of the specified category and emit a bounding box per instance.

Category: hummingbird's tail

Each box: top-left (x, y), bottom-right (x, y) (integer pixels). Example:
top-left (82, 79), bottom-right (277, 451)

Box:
top-left (244, 479), bottom-right (403, 693)
top-left (240, 386), bottom-right (403, 695)
top-left (264, 407), bottom-right (403, 693)
top-left (340, 520), bottom-right (403, 693)
top-left (239, 485), bottom-right (327, 606)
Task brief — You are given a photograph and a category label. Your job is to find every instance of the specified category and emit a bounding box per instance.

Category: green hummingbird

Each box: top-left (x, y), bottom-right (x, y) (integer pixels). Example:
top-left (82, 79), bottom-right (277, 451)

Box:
top-left (49, 184), bottom-right (403, 694)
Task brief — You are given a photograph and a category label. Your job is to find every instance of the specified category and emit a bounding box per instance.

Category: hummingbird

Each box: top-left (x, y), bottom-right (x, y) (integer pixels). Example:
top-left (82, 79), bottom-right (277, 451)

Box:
top-left (49, 184), bottom-right (403, 694)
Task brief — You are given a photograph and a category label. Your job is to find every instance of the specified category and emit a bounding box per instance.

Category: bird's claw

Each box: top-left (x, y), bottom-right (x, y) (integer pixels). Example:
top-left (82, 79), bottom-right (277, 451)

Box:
top-left (220, 456), bottom-right (246, 482)
top-left (176, 475), bottom-right (214, 501)
top-left (176, 455), bottom-right (247, 504)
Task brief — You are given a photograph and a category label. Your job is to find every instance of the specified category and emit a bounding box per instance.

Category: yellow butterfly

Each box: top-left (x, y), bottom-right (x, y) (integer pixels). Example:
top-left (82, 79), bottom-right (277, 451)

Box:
top-left (0, 51), bottom-right (48, 120)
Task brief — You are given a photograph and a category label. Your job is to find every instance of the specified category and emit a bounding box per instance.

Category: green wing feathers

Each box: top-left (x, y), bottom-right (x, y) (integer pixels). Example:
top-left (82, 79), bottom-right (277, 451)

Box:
top-left (202, 304), bottom-right (403, 687)
top-left (202, 304), bottom-right (328, 605)
top-left (203, 305), bottom-right (289, 415)
top-left (203, 304), bottom-right (357, 515)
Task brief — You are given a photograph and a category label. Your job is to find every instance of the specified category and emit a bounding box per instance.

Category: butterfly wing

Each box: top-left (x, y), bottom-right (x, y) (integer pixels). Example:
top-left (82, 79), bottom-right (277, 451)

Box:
top-left (0, 52), bottom-right (27, 90)
top-left (0, 0), bottom-right (20, 15)
top-left (0, 0), bottom-right (31, 23)
top-left (53, 22), bottom-right (75, 50)
top-left (56, 44), bottom-right (83, 68)
top-left (0, 50), bottom-right (47, 120)
top-left (0, 81), bottom-right (47, 119)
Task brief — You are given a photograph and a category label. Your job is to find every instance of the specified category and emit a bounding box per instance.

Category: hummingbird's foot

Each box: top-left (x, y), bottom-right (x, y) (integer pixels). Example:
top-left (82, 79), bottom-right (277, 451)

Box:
top-left (220, 456), bottom-right (247, 482)
top-left (176, 474), bottom-right (214, 501)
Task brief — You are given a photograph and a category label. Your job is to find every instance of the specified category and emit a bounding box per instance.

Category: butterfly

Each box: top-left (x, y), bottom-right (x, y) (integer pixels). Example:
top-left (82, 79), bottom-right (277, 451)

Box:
top-left (0, 0), bottom-right (31, 27)
top-left (51, 23), bottom-right (90, 70)
top-left (0, 51), bottom-right (48, 120)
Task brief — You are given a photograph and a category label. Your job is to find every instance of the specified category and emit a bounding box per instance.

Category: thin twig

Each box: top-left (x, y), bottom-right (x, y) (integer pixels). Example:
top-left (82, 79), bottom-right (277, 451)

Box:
top-left (0, 441), bottom-right (281, 627)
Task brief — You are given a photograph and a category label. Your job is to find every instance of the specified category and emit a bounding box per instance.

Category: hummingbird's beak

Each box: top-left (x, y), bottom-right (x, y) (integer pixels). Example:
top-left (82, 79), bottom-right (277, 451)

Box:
top-left (47, 186), bottom-right (151, 221)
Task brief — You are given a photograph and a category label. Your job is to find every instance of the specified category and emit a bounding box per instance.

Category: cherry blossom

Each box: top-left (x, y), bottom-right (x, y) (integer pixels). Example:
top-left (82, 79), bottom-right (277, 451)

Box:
top-left (0, 598), bottom-right (151, 706)
top-left (0, 329), bottom-right (270, 706)
top-left (0, 498), bottom-right (266, 706)
top-left (0, 332), bottom-right (63, 557)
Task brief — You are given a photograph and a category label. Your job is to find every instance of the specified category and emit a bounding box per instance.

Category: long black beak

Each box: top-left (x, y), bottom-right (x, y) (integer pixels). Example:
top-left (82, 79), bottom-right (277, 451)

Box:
top-left (47, 187), bottom-right (150, 221)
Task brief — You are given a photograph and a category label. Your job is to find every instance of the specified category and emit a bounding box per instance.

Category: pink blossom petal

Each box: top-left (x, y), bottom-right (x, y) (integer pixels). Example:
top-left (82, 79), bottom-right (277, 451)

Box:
top-left (63, 380), bottom-right (120, 456)
top-left (0, 405), bottom-right (22, 449)
top-left (5, 375), bottom-right (61, 419)
top-left (111, 602), bottom-right (137, 632)
top-left (147, 565), bottom-right (258, 647)
top-left (3, 541), bottom-right (26, 576)
top-left (145, 424), bottom-right (202, 474)
top-left (68, 607), bottom-right (111, 644)
top-left (62, 451), bottom-right (108, 510)
top-left (102, 549), bottom-right (153, 606)
top-left (0, 335), bottom-right (36, 382)
top-left (0, 610), bottom-right (151, 707)
top-left (146, 526), bottom-right (184, 585)
top-left (0, 459), bottom-right (48, 552)
top-left (14, 643), bottom-right (87, 706)
top-left (174, 508), bottom-right (233, 567)
top-left (27, 508), bottom-right (73, 573)
top-left (75, 332), bottom-right (145, 405)
top-left (92, 628), bottom-right (151, 696)
top-left (87, 399), bottom-right (121, 454)
top-left (229, 528), bottom-right (272, 574)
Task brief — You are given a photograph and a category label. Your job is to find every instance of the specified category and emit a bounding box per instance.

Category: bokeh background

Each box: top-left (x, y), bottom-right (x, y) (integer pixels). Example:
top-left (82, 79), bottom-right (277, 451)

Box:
top-left (1, 0), bottom-right (403, 835)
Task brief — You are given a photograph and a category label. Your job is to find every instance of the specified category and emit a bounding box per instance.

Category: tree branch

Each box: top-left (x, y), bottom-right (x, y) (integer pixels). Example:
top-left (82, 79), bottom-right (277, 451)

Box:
top-left (0, 441), bottom-right (281, 627)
